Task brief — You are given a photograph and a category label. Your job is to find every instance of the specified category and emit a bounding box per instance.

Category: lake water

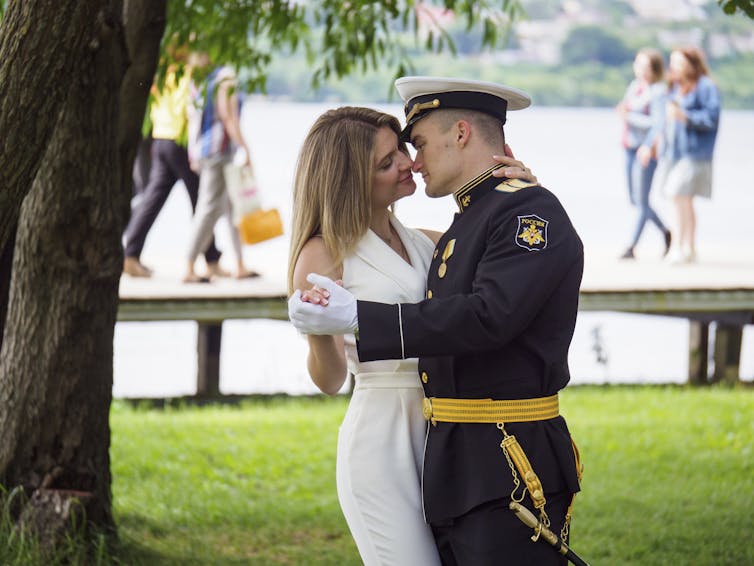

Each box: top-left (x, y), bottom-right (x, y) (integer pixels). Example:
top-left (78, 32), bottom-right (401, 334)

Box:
top-left (114, 102), bottom-right (754, 398)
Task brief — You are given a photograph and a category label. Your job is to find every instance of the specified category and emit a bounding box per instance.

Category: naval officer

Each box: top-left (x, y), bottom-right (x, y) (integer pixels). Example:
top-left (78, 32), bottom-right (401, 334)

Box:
top-left (289, 76), bottom-right (585, 565)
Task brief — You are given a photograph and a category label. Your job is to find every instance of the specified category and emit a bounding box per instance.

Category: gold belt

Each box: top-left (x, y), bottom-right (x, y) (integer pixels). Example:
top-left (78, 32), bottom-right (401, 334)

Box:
top-left (422, 394), bottom-right (559, 425)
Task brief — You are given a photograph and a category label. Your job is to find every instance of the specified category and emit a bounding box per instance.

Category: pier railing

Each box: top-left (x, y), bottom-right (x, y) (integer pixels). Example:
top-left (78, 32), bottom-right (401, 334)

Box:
top-left (118, 285), bottom-right (754, 397)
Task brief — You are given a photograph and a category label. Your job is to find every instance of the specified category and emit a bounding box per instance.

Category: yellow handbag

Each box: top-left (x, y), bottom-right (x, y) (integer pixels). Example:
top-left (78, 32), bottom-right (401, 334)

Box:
top-left (238, 208), bottom-right (284, 245)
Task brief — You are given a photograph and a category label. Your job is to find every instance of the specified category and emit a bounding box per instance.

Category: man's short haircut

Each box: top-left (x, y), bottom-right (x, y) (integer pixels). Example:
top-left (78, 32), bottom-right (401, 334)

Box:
top-left (434, 108), bottom-right (505, 148)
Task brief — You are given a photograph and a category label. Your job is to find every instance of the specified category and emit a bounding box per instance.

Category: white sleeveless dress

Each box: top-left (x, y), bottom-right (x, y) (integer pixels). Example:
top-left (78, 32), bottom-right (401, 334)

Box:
top-left (337, 213), bottom-right (441, 566)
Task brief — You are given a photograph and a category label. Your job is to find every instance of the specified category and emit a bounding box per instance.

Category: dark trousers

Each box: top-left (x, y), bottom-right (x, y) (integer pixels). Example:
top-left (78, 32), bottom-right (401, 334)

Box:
top-left (132, 135), bottom-right (152, 197)
top-left (431, 492), bottom-right (571, 566)
top-left (124, 138), bottom-right (220, 262)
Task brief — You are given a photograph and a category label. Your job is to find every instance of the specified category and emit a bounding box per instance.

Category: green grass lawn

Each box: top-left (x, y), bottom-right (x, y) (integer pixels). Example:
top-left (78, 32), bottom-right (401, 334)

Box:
top-left (566, 386), bottom-right (754, 565)
top-left (109, 386), bottom-right (754, 565)
top-left (110, 396), bottom-right (353, 565)
top-left (5, 386), bottom-right (754, 564)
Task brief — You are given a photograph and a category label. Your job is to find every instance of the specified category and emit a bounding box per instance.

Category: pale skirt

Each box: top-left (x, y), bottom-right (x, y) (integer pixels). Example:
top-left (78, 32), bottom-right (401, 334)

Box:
top-left (656, 157), bottom-right (713, 199)
top-left (336, 371), bottom-right (440, 566)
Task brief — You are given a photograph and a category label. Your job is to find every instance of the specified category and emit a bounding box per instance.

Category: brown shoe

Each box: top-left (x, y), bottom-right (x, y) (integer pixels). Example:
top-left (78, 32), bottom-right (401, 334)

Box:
top-left (123, 257), bottom-right (152, 278)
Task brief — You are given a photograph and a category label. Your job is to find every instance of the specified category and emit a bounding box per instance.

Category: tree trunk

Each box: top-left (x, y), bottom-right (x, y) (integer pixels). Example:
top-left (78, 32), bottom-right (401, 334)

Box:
top-left (0, 0), bottom-right (108, 253)
top-left (0, 0), bottom-right (112, 358)
top-left (0, 0), bottom-right (166, 541)
top-left (0, 1), bottom-right (129, 537)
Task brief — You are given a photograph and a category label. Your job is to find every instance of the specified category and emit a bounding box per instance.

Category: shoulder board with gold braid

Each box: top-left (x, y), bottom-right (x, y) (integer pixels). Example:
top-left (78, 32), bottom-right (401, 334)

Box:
top-left (494, 178), bottom-right (538, 193)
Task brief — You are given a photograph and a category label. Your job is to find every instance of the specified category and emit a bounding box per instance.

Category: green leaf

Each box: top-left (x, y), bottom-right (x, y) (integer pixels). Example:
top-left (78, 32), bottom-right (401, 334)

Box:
top-left (160, 0), bottom-right (526, 96)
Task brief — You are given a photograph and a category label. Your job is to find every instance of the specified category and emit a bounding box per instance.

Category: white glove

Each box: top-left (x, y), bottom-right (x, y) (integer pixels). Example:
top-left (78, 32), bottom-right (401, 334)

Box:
top-left (288, 273), bottom-right (358, 335)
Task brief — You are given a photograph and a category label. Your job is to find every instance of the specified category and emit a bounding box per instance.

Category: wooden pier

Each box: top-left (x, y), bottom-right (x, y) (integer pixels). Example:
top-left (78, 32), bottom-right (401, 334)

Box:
top-left (118, 247), bottom-right (754, 396)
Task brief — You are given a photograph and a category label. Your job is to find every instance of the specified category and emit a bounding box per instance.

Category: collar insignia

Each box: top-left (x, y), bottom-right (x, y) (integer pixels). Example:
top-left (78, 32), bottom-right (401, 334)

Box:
top-left (453, 164), bottom-right (505, 212)
top-left (515, 214), bottom-right (548, 251)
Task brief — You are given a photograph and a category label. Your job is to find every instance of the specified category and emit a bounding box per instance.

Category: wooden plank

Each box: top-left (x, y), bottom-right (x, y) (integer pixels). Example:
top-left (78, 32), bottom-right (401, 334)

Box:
top-left (118, 297), bottom-right (288, 322)
top-left (578, 289), bottom-right (754, 315)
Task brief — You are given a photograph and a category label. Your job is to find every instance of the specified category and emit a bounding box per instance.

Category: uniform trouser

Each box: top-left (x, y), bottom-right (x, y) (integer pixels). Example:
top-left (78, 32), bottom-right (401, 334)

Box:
top-left (186, 154), bottom-right (243, 264)
top-left (124, 139), bottom-right (220, 262)
top-left (431, 492), bottom-right (571, 566)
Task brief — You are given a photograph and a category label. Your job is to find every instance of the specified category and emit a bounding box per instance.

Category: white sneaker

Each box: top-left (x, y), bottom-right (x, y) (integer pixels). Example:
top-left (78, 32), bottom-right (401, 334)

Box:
top-left (668, 249), bottom-right (684, 264)
top-left (669, 249), bottom-right (696, 264)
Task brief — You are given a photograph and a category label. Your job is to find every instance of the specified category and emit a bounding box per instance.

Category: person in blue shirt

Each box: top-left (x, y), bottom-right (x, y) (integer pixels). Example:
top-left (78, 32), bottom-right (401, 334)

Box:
top-left (184, 62), bottom-right (259, 282)
top-left (653, 47), bottom-right (721, 264)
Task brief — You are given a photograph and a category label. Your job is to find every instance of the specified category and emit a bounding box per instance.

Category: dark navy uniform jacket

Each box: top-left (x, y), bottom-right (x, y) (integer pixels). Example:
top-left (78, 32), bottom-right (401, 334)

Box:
top-left (356, 165), bottom-right (584, 523)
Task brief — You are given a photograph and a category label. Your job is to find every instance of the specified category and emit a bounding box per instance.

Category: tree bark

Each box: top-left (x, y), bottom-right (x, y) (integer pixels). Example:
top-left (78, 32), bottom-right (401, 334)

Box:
top-left (0, 0), bottom-right (165, 539)
top-left (0, 0), bottom-right (112, 359)
top-left (0, 1), bottom-right (127, 531)
top-left (0, 0), bottom-right (108, 253)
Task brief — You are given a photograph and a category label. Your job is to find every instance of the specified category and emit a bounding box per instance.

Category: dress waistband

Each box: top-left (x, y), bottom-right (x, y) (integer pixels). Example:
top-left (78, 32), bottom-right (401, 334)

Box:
top-left (353, 371), bottom-right (423, 390)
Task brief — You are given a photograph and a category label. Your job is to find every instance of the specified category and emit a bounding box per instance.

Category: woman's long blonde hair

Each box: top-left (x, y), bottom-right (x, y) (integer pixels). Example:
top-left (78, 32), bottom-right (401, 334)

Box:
top-left (287, 106), bottom-right (404, 293)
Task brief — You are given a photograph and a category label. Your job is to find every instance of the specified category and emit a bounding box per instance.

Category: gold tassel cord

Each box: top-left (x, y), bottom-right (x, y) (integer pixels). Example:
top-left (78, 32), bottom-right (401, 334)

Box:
top-left (497, 423), bottom-right (550, 528)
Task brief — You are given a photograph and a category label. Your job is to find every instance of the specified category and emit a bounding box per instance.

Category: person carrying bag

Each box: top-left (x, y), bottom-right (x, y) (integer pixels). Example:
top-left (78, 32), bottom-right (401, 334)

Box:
top-left (184, 62), bottom-right (271, 282)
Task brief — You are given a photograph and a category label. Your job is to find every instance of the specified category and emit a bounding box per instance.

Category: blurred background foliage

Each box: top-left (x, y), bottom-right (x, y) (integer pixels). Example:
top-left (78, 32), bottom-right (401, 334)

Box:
top-left (255, 0), bottom-right (754, 108)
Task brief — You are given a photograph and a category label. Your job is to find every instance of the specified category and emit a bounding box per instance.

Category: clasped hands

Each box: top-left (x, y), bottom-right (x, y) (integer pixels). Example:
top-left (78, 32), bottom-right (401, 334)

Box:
top-left (288, 274), bottom-right (358, 335)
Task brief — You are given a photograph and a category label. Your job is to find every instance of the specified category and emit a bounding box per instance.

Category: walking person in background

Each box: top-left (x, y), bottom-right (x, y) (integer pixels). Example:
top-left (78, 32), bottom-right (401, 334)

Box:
top-left (122, 45), bottom-right (222, 279)
top-left (617, 48), bottom-right (672, 260)
top-left (655, 46), bottom-right (721, 264)
top-left (184, 61), bottom-right (260, 282)
top-left (288, 105), bottom-right (537, 565)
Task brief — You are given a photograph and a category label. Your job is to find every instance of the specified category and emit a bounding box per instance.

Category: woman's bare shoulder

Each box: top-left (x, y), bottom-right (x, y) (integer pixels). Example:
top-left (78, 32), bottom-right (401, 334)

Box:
top-left (293, 237), bottom-right (342, 290)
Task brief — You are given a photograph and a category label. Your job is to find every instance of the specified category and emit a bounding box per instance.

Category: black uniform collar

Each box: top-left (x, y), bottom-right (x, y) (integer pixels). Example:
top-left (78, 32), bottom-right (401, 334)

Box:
top-left (453, 164), bottom-right (505, 213)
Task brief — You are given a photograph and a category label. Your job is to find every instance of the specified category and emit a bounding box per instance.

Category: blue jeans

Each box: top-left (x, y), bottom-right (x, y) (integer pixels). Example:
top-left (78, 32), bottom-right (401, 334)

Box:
top-left (625, 147), bottom-right (667, 248)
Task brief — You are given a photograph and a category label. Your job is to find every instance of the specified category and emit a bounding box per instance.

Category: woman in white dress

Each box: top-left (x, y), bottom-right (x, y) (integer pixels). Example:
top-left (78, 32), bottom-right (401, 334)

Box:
top-left (287, 106), bottom-right (534, 565)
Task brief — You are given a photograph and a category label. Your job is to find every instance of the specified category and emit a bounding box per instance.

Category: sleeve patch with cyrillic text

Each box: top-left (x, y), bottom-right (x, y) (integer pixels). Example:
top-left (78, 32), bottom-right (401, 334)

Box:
top-left (515, 214), bottom-right (548, 251)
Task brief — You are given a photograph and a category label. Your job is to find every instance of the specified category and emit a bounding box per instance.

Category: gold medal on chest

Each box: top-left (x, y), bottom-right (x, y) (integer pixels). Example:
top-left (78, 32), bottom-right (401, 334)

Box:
top-left (437, 239), bottom-right (455, 279)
